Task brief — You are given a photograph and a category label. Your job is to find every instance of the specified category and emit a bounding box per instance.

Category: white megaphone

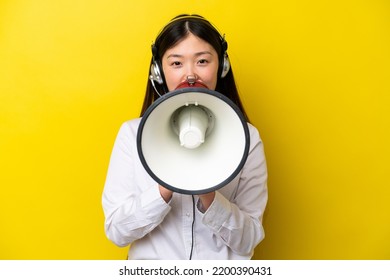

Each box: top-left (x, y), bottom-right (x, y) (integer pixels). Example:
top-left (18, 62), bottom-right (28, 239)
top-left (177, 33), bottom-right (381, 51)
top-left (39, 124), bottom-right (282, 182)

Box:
top-left (137, 83), bottom-right (250, 194)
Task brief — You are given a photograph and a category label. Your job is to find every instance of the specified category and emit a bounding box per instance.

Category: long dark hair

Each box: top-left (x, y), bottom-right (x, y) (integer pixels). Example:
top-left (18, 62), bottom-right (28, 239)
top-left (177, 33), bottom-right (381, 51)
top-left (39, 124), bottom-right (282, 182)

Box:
top-left (140, 14), bottom-right (250, 122)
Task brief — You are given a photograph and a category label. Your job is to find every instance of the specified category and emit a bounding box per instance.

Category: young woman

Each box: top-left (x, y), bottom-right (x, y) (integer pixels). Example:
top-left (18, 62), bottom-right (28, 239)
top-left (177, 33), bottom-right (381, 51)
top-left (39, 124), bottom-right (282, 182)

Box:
top-left (102, 14), bottom-right (268, 259)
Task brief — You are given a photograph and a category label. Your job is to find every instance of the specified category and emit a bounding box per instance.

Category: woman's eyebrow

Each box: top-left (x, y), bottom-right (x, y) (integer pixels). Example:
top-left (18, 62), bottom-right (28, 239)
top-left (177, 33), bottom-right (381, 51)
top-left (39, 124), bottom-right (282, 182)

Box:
top-left (194, 51), bottom-right (213, 56)
top-left (166, 51), bottom-right (213, 59)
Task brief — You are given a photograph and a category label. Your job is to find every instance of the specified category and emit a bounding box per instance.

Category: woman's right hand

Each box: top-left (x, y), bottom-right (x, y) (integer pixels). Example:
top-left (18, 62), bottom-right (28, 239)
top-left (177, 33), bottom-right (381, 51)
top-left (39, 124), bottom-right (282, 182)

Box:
top-left (159, 185), bottom-right (173, 203)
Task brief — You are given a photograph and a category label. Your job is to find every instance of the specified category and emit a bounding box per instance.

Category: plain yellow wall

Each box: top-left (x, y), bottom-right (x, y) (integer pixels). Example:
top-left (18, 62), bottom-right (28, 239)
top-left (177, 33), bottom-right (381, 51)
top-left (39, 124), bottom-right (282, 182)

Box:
top-left (1, 0), bottom-right (389, 259)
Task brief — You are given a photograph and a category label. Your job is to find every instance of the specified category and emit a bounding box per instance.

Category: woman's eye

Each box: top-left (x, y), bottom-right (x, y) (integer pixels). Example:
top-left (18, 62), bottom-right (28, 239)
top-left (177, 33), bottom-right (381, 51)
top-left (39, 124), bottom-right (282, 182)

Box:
top-left (171, 61), bottom-right (182, 67)
top-left (198, 59), bottom-right (208, 64)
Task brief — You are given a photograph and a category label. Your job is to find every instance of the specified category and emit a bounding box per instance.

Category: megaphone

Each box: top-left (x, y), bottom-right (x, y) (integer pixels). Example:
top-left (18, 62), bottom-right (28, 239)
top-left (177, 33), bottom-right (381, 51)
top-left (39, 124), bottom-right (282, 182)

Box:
top-left (137, 86), bottom-right (250, 195)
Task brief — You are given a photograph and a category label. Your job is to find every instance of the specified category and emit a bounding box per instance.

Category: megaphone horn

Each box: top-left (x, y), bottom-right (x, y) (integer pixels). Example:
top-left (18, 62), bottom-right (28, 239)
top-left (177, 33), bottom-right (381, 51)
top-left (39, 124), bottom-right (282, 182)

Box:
top-left (137, 87), bottom-right (250, 195)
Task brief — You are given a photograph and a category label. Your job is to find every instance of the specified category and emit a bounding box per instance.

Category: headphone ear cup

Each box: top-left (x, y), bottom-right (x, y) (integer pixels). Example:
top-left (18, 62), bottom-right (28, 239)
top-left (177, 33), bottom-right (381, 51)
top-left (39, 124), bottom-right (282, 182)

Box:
top-left (150, 60), bottom-right (164, 85)
top-left (220, 53), bottom-right (230, 78)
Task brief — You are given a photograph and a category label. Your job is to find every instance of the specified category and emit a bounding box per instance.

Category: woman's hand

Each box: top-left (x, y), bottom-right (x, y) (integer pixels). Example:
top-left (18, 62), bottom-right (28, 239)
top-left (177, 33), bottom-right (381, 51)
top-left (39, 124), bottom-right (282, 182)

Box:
top-left (159, 184), bottom-right (215, 211)
top-left (198, 191), bottom-right (215, 212)
top-left (159, 185), bottom-right (173, 203)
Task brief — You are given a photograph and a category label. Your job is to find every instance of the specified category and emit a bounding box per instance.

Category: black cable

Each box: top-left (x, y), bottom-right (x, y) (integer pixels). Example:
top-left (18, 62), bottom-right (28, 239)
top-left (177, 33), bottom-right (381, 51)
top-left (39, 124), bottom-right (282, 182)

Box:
top-left (189, 195), bottom-right (196, 260)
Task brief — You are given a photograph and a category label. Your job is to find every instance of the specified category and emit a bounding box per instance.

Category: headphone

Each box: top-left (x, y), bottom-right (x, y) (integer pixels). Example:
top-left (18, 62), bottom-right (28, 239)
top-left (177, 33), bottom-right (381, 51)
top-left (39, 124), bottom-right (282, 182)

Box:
top-left (149, 15), bottom-right (231, 89)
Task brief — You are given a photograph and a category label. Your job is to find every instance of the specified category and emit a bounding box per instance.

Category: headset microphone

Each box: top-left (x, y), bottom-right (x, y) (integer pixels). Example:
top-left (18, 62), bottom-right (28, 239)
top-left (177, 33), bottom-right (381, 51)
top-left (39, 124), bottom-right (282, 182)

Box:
top-left (149, 74), bottom-right (162, 97)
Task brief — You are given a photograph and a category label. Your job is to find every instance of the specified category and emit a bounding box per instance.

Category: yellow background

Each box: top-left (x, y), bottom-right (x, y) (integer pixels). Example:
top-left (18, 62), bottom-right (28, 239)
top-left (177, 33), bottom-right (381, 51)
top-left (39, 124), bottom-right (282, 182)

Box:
top-left (1, 0), bottom-right (389, 259)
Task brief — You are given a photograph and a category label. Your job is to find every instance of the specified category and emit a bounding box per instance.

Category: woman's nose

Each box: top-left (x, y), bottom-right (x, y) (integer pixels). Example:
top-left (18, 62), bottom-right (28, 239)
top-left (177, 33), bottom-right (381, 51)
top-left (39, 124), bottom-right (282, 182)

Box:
top-left (184, 65), bottom-right (197, 79)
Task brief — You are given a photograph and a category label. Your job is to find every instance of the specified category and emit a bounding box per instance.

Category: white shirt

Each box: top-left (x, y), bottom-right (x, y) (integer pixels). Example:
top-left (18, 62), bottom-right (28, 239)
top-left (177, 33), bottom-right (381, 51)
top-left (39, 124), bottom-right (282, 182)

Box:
top-left (102, 118), bottom-right (268, 259)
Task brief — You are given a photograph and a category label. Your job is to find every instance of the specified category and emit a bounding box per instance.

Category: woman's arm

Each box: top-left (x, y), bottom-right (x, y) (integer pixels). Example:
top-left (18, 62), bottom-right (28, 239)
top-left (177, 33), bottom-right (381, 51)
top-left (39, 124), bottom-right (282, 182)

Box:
top-left (200, 124), bottom-right (268, 255)
top-left (102, 121), bottom-right (171, 247)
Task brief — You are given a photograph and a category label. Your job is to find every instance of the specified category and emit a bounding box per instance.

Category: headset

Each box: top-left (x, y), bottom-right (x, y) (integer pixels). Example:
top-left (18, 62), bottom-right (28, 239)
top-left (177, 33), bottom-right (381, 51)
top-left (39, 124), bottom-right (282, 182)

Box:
top-left (149, 15), bottom-right (231, 93)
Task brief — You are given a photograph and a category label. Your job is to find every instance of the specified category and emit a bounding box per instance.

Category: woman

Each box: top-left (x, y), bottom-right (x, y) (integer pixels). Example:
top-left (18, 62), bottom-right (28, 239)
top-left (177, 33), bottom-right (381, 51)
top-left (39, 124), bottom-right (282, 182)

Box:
top-left (102, 14), bottom-right (268, 260)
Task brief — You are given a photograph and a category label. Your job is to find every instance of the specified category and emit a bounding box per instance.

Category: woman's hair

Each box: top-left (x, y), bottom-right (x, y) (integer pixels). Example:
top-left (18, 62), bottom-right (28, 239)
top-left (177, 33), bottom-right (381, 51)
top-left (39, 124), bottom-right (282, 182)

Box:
top-left (140, 14), bottom-right (249, 122)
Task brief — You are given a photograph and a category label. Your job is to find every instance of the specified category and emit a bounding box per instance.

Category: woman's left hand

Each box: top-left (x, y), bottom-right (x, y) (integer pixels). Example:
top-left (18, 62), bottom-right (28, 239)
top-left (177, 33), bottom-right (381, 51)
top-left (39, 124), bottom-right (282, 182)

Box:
top-left (198, 191), bottom-right (215, 212)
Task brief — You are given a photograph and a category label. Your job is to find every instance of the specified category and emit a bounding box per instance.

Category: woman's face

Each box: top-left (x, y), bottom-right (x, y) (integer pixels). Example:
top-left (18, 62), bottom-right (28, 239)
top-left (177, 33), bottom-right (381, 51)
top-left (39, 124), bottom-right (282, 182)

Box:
top-left (161, 33), bottom-right (219, 91)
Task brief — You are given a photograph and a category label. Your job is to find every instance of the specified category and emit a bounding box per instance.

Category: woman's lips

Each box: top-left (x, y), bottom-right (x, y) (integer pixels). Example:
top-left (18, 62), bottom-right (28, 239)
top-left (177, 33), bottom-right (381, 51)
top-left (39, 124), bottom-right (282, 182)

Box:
top-left (175, 80), bottom-right (209, 89)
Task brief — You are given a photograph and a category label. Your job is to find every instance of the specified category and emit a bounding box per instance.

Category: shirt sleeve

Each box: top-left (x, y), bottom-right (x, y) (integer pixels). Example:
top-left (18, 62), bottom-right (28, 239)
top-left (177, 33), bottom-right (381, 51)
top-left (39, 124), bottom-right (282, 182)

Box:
top-left (200, 124), bottom-right (268, 256)
top-left (102, 121), bottom-right (171, 247)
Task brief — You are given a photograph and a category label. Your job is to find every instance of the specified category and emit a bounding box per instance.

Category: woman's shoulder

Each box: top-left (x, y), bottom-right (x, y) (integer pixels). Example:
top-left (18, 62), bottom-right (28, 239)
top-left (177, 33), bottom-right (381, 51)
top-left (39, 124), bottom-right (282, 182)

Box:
top-left (122, 118), bottom-right (141, 128)
top-left (115, 118), bottom-right (142, 138)
top-left (247, 122), bottom-right (261, 139)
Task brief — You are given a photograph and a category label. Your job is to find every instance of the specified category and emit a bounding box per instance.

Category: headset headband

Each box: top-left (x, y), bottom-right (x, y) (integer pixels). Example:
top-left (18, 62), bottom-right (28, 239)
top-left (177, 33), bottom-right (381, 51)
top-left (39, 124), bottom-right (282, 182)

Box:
top-left (153, 14), bottom-right (227, 54)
